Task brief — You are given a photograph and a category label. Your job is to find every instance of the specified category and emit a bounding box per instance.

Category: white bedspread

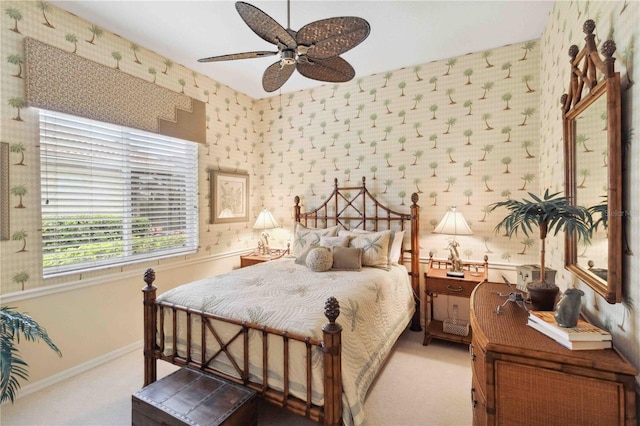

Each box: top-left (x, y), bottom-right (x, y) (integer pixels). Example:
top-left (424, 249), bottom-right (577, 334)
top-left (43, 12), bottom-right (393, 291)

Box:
top-left (156, 257), bottom-right (415, 426)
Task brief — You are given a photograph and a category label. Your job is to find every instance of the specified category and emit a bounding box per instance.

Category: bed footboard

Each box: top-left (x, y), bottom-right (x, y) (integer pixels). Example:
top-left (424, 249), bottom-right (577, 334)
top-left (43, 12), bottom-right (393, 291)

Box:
top-left (142, 268), bottom-right (157, 387)
top-left (141, 268), bottom-right (343, 426)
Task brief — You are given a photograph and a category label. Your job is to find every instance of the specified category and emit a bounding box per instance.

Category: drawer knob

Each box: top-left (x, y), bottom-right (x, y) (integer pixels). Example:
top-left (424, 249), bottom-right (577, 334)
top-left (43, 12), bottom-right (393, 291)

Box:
top-left (446, 285), bottom-right (463, 292)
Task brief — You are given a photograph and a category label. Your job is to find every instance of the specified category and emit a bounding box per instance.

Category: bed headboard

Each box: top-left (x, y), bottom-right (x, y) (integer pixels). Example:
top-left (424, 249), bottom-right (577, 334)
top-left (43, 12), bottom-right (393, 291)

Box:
top-left (294, 176), bottom-right (421, 331)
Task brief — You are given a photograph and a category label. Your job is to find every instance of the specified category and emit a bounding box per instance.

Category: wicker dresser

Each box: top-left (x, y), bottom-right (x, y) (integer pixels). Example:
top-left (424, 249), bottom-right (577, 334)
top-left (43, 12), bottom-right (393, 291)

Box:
top-left (470, 282), bottom-right (637, 426)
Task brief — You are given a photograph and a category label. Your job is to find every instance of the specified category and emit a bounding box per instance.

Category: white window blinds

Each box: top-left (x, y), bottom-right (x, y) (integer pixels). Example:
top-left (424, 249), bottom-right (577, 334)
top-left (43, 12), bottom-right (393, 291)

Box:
top-left (40, 110), bottom-right (198, 278)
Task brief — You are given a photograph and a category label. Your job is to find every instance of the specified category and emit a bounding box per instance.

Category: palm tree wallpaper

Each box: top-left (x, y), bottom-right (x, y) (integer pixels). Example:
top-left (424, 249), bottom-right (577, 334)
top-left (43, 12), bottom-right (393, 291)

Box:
top-left (1, 0), bottom-right (544, 294)
top-left (1, 0), bottom-right (639, 381)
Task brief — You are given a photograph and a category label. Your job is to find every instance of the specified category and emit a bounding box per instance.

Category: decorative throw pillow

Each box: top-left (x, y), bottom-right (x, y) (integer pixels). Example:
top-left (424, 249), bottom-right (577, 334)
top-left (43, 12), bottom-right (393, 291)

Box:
top-left (339, 229), bottom-right (392, 269)
top-left (306, 247), bottom-right (333, 272)
top-left (331, 246), bottom-right (363, 271)
top-left (389, 230), bottom-right (405, 265)
top-left (295, 244), bottom-right (320, 265)
top-left (320, 235), bottom-right (350, 249)
top-left (292, 224), bottom-right (339, 256)
top-left (342, 228), bottom-right (405, 265)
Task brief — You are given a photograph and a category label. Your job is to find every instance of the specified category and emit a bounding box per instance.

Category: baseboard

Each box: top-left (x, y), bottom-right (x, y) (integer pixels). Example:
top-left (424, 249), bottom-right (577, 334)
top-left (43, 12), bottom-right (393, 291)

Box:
top-left (11, 340), bottom-right (143, 402)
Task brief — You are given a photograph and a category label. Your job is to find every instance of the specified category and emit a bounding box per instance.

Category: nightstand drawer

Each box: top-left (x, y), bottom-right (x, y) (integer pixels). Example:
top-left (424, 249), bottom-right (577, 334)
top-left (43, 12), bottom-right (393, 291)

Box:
top-left (426, 277), bottom-right (475, 297)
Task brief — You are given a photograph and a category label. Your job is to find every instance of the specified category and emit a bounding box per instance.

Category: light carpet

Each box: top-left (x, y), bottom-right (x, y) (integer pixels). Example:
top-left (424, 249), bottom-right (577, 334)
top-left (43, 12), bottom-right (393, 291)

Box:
top-left (1, 329), bottom-right (472, 426)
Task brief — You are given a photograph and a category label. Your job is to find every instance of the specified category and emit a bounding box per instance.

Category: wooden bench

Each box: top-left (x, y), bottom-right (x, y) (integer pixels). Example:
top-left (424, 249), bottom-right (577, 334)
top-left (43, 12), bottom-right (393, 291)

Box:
top-left (132, 367), bottom-right (257, 426)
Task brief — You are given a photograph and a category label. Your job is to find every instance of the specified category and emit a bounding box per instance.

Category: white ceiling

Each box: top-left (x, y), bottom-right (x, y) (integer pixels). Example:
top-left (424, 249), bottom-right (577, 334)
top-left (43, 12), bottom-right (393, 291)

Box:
top-left (50, 1), bottom-right (553, 99)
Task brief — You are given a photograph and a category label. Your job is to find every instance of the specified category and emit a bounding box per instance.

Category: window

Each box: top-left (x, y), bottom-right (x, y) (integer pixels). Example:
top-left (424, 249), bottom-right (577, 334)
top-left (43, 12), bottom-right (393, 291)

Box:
top-left (39, 110), bottom-right (198, 278)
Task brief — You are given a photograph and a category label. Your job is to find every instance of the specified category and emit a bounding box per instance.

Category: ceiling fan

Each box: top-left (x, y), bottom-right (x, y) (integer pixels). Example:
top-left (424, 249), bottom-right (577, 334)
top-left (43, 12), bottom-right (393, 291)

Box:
top-left (198, 1), bottom-right (370, 92)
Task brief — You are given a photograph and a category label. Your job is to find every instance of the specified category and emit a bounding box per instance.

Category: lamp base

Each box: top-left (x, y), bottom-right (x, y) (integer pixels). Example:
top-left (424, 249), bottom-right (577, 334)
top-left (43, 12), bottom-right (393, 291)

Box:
top-left (446, 270), bottom-right (465, 278)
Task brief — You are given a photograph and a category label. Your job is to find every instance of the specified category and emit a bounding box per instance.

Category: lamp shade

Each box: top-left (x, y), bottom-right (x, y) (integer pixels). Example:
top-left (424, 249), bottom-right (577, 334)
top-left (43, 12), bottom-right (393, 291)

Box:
top-left (433, 207), bottom-right (473, 236)
top-left (253, 208), bottom-right (280, 230)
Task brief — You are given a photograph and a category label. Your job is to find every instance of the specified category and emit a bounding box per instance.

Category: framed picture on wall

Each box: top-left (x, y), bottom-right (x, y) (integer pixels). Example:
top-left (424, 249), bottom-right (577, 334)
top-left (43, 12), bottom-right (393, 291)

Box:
top-left (210, 170), bottom-right (249, 224)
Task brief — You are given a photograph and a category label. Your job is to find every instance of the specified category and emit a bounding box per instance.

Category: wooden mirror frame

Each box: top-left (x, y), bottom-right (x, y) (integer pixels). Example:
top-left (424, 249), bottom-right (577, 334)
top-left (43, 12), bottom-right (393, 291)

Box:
top-left (561, 20), bottom-right (622, 304)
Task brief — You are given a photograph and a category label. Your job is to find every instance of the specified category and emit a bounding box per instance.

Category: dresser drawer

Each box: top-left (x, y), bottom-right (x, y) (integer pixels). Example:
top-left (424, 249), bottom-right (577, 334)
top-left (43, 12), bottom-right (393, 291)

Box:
top-left (470, 338), bottom-right (485, 394)
top-left (495, 360), bottom-right (625, 425)
top-left (426, 276), bottom-right (475, 297)
top-left (471, 374), bottom-right (487, 426)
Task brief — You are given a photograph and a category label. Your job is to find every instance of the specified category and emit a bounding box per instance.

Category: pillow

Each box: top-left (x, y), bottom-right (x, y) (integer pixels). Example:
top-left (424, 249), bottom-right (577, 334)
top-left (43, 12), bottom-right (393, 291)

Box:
top-left (339, 229), bottom-right (392, 269)
top-left (295, 244), bottom-right (320, 265)
top-left (320, 235), bottom-right (350, 248)
top-left (389, 230), bottom-right (405, 265)
top-left (292, 224), bottom-right (339, 256)
top-left (331, 246), bottom-right (363, 271)
top-left (342, 228), bottom-right (405, 265)
top-left (306, 247), bottom-right (333, 272)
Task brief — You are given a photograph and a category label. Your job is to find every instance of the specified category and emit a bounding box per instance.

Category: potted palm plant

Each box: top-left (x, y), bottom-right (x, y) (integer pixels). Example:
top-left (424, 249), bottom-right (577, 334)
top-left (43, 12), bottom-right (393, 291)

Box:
top-left (1, 307), bottom-right (62, 403)
top-left (489, 189), bottom-right (593, 310)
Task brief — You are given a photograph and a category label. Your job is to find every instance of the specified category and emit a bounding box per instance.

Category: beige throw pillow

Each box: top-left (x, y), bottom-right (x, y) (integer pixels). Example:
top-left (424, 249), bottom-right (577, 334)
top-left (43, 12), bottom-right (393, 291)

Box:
top-left (295, 244), bottom-right (320, 265)
top-left (306, 247), bottom-right (333, 272)
top-left (331, 246), bottom-right (363, 271)
top-left (346, 228), bottom-right (406, 265)
top-left (339, 229), bottom-right (392, 269)
top-left (389, 230), bottom-right (405, 265)
top-left (292, 224), bottom-right (339, 255)
top-left (320, 235), bottom-right (351, 248)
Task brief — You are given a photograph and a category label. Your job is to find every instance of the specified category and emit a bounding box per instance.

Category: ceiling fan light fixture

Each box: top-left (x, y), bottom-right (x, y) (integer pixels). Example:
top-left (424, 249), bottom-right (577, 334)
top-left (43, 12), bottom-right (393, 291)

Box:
top-left (281, 49), bottom-right (296, 65)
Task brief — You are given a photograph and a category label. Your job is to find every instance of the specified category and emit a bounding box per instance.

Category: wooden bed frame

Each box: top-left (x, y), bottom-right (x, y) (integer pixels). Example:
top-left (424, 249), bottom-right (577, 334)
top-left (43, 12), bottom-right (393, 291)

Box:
top-left (141, 177), bottom-right (420, 425)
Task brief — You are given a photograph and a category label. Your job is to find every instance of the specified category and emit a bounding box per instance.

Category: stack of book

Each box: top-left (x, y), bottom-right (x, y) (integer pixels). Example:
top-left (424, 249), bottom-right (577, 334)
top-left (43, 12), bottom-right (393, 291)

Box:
top-left (527, 310), bottom-right (612, 350)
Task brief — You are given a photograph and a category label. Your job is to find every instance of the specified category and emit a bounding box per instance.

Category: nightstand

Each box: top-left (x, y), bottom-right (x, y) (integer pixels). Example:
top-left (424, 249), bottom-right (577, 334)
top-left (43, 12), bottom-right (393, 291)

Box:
top-left (423, 252), bottom-right (488, 345)
top-left (240, 245), bottom-right (289, 268)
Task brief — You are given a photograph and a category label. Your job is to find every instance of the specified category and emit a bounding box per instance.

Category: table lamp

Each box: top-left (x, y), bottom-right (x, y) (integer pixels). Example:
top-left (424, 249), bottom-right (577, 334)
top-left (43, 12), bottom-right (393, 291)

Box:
top-left (433, 206), bottom-right (473, 277)
top-left (253, 208), bottom-right (280, 255)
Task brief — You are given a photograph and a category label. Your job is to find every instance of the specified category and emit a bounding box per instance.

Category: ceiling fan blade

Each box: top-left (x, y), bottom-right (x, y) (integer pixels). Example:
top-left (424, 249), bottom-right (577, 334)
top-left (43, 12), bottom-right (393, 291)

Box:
top-left (198, 51), bottom-right (277, 63)
top-left (297, 56), bottom-right (355, 83)
top-left (262, 61), bottom-right (296, 92)
top-left (297, 17), bottom-right (370, 59)
top-left (236, 2), bottom-right (297, 49)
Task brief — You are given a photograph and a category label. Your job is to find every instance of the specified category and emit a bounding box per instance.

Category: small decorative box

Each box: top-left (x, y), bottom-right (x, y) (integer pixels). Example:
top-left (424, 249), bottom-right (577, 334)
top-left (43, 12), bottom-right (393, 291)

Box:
top-left (443, 317), bottom-right (470, 336)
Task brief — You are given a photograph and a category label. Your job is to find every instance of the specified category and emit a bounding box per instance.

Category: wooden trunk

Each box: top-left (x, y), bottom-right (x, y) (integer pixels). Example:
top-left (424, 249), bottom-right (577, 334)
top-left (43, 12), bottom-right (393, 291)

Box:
top-left (132, 367), bottom-right (257, 426)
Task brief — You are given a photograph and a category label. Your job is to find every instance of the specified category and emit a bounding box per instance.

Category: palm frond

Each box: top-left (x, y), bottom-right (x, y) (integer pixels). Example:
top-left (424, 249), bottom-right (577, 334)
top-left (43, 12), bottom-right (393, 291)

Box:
top-left (488, 190), bottom-right (593, 241)
top-left (0, 307), bottom-right (62, 404)
top-left (0, 308), bottom-right (61, 355)
top-left (588, 196), bottom-right (608, 232)
top-left (0, 335), bottom-right (29, 404)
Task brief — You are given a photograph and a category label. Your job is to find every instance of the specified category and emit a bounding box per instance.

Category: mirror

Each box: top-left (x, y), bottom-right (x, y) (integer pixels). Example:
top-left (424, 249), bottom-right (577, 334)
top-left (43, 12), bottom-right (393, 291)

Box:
top-left (562, 20), bottom-right (622, 304)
